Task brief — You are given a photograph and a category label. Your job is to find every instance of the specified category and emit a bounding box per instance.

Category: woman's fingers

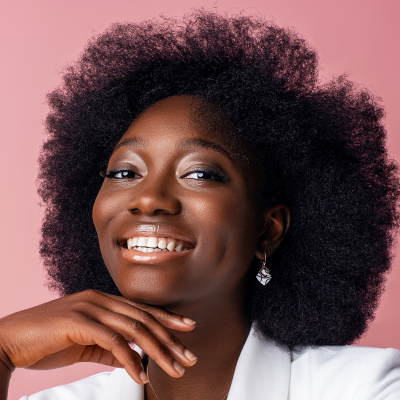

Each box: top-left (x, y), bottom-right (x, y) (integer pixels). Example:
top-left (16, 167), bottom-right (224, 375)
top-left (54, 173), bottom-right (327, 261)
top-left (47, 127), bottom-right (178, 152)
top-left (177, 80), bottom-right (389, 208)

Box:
top-left (79, 290), bottom-right (198, 374)
top-left (26, 344), bottom-right (124, 370)
top-left (69, 292), bottom-right (197, 378)
top-left (82, 297), bottom-right (197, 365)
top-left (67, 320), bottom-right (148, 384)
top-left (79, 344), bottom-right (124, 367)
top-left (90, 308), bottom-right (196, 374)
top-left (97, 291), bottom-right (196, 331)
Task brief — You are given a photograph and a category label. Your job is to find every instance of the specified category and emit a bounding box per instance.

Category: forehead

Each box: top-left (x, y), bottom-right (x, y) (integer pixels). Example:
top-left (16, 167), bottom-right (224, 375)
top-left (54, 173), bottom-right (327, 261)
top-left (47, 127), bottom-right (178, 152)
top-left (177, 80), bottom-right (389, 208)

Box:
top-left (120, 94), bottom-right (233, 148)
top-left (128, 95), bottom-right (195, 134)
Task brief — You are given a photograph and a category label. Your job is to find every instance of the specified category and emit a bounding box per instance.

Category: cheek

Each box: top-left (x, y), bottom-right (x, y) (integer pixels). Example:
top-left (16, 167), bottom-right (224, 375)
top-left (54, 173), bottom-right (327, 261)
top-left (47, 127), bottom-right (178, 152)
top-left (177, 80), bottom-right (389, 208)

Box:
top-left (183, 192), bottom-right (260, 298)
top-left (92, 189), bottom-right (107, 235)
top-left (188, 189), bottom-right (260, 262)
top-left (92, 188), bottom-right (126, 279)
top-left (92, 186), bottom-right (122, 239)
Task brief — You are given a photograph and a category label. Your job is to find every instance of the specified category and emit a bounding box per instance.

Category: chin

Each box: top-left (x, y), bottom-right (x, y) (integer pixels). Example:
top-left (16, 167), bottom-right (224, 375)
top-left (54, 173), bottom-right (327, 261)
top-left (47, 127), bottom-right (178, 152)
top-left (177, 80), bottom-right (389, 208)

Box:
top-left (116, 278), bottom-right (188, 308)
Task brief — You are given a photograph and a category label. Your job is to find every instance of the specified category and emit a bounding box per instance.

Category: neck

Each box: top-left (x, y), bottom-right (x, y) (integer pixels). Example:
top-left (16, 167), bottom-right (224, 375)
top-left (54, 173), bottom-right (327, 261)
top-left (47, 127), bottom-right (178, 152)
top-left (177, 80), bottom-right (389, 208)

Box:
top-left (145, 293), bottom-right (251, 400)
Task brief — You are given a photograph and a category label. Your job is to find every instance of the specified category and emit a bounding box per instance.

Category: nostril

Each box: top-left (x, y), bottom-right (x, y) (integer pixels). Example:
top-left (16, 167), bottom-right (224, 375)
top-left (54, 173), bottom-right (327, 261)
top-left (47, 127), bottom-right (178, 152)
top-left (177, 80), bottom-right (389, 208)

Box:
top-left (127, 190), bottom-right (181, 216)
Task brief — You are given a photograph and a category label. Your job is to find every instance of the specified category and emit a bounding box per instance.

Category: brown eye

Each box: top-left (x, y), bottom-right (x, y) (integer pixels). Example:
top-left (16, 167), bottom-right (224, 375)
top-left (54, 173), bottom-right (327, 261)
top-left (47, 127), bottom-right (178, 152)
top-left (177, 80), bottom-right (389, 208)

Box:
top-left (183, 169), bottom-right (227, 182)
top-left (102, 168), bottom-right (140, 179)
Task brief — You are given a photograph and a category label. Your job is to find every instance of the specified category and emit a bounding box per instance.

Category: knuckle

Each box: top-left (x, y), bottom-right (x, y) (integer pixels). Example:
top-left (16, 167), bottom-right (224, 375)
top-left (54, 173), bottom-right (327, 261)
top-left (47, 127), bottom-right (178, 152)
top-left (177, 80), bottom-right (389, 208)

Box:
top-left (127, 349), bottom-right (142, 364)
top-left (124, 353), bottom-right (141, 370)
top-left (153, 345), bottom-right (170, 361)
top-left (71, 290), bottom-right (97, 303)
top-left (167, 335), bottom-right (182, 349)
top-left (139, 311), bottom-right (155, 324)
top-left (82, 289), bottom-right (100, 298)
top-left (71, 290), bottom-right (103, 309)
top-left (133, 302), bottom-right (150, 311)
top-left (71, 299), bottom-right (89, 310)
top-left (67, 310), bottom-right (86, 324)
top-left (130, 320), bottom-right (146, 334)
top-left (164, 312), bottom-right (175, 321)
top-left (108, 332), bottom-right (125, 348)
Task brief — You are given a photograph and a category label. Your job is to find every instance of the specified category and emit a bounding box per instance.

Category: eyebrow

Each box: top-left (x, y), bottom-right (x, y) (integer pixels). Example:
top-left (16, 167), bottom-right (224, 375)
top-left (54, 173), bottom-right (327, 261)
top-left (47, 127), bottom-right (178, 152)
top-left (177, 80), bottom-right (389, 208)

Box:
top-left (177, 138), bottom-right (234, 162)
top-left (113, 136), bottom-right (234, 162)
top-left (112, 137), bottom-right (145, 154)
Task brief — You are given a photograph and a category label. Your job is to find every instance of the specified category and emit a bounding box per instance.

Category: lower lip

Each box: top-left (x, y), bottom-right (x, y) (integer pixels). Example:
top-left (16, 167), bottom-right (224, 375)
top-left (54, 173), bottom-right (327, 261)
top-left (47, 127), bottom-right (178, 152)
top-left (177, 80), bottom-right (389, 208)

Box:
top-left (120, 246), bottom-right (193, 264)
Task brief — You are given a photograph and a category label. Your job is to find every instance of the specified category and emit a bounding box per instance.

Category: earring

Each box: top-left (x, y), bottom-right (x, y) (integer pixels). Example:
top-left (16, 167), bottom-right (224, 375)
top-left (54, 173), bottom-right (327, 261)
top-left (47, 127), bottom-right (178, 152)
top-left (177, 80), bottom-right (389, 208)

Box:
top-left (256, 250), bottom-right (272, 285)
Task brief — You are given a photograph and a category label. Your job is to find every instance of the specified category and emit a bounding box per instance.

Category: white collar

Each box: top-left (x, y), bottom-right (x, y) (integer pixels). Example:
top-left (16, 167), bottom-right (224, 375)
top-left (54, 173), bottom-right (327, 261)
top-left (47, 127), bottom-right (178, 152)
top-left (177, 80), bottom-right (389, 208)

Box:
top-left (101, 326), bottom-right (291, 400)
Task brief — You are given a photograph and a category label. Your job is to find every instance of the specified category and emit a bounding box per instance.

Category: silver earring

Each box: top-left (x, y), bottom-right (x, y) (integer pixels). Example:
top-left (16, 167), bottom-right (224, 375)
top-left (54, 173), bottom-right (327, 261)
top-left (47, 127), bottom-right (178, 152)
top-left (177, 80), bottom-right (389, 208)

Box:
top-left (256, 250), bottom-right (272, 285)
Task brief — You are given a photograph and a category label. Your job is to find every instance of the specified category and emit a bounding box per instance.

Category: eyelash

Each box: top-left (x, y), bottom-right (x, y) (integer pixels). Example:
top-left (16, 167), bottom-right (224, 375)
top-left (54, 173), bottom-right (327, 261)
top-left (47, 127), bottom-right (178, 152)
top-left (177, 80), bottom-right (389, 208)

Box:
top-left (183, 168), bottom-right (227, 182)
top-left (100, 168), bottom-right (140, 179)
top-left (100, 168), bottom-right (228, 182)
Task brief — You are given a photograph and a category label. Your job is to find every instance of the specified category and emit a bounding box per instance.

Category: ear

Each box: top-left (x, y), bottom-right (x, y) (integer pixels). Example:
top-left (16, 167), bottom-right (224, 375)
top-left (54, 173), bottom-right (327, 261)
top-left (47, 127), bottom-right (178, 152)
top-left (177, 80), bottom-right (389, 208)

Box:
top-left (255, 204), bottom-right (290, 260)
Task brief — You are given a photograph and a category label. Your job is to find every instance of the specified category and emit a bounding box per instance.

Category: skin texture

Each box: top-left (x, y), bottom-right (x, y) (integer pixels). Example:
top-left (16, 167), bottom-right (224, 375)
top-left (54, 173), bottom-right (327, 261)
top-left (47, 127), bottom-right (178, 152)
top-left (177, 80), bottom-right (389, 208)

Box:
top-left (0, 95), bottom-right (289, 400)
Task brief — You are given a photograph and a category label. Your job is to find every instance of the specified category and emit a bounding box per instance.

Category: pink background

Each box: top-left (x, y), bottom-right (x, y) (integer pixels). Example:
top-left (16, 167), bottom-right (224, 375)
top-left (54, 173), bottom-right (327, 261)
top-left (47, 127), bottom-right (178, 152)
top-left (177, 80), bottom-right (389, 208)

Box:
top-left (1, 0), bottom-right (399, 398)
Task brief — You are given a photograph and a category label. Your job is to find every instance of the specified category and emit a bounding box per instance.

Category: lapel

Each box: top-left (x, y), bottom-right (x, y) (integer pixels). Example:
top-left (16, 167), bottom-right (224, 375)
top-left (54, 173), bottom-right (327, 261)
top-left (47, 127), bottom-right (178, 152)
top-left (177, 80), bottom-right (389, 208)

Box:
top-left (227, 327), bottom-right (291, 400)
top-left (101, 326), bottom-right (291, 400)
top-left (101, 366), bottom-right (144, 400)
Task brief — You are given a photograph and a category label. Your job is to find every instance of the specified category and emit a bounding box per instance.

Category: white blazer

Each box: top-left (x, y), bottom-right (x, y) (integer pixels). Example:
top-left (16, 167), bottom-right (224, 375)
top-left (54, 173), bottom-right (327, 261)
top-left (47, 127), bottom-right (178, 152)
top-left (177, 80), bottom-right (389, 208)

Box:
top-left (20, 326), bottom-right (400, 400)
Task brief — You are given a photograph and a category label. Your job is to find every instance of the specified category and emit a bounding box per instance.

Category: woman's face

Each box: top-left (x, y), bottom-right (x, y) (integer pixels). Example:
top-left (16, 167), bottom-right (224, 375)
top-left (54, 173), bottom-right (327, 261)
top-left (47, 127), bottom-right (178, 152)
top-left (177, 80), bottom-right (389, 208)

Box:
top-left (92, 95), bottom-right (264, 311)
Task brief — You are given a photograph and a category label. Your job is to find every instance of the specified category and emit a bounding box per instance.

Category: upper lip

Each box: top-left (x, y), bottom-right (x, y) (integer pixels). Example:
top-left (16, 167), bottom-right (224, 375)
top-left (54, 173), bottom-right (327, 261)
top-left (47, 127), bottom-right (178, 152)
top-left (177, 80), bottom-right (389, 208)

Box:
top-left (118, 223), bottom-right (197, 247)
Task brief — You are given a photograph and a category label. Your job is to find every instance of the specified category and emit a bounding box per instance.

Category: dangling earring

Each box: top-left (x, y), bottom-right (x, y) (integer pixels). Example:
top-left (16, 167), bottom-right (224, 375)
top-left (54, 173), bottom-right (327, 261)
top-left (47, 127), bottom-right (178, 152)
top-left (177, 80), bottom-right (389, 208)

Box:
top-left (256, 250), bottom-right (272, 285)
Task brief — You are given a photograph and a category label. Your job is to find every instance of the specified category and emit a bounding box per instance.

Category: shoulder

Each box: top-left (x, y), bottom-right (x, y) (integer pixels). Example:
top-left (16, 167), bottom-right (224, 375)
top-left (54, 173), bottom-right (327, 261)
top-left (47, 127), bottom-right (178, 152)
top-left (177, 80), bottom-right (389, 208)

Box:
top-left (19, 371), bottom-right (112, 400)
top-left (290, 345), bottom-right (400, 399)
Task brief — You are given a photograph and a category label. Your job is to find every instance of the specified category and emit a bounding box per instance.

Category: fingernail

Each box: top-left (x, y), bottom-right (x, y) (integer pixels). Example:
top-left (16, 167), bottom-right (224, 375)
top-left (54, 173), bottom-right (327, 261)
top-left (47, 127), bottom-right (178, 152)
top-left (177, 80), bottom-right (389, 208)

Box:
top-left (183, 318), bottom-right (196, 325)
top-left (184, 349), bottom-right (197, 362)
top-left (140, 370), bottom-right (149, 384)
top-left (173, 360), bottom-right (185, 375)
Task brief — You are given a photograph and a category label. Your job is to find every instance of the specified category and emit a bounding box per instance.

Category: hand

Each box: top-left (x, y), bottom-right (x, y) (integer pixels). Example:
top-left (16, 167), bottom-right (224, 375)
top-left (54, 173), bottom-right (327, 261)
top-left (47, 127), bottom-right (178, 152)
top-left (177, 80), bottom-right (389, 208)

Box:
top-left (0, 289), bottom-right (197, 384)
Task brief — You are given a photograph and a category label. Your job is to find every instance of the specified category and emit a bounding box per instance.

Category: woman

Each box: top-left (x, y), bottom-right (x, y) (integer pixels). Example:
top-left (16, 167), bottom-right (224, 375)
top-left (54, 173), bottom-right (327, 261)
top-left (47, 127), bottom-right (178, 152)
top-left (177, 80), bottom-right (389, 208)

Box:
top-left (0, 10), bottom-right (399, 399)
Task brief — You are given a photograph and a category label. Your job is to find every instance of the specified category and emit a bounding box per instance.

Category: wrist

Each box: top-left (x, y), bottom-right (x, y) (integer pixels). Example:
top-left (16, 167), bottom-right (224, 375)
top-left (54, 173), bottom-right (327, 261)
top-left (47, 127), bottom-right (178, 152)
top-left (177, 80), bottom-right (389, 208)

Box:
top-left (0, 348), bottom-right (12, 400)
top-left (0, 348), bottom-right (15, 374)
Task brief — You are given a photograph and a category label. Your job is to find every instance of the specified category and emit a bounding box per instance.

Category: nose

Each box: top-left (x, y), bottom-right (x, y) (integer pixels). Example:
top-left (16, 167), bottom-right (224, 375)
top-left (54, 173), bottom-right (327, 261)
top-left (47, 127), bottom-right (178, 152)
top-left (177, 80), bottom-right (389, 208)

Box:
top-left (126, 175), bottom-right (181, 216)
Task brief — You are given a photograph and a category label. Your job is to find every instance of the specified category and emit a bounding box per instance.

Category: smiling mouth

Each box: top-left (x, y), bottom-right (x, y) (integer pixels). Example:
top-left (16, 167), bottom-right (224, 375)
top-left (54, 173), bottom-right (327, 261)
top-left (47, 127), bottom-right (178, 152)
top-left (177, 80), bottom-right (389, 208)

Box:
top-left (123, 236), bottom-right (194, 253)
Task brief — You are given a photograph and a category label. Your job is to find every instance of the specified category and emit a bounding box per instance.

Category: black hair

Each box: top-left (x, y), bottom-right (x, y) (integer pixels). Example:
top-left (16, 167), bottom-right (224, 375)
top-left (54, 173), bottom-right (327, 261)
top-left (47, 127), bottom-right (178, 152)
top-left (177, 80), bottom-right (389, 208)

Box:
top-left (38, 9), bottom-right (400, 348)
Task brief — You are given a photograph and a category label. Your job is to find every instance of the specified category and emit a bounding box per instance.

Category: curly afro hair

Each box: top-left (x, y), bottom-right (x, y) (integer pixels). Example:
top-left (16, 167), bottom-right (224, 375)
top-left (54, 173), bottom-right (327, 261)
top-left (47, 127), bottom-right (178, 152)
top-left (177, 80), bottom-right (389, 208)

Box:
top-left (38, 9), bottom-right (400, 349)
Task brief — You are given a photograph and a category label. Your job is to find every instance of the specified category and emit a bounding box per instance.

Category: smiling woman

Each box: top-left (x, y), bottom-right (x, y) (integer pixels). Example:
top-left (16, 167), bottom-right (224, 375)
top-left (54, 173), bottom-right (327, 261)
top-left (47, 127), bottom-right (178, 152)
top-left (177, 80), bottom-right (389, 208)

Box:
top-left (92, 95), bottom-right (268, 309)
top-left (0, 9), bottom-right (400, 400)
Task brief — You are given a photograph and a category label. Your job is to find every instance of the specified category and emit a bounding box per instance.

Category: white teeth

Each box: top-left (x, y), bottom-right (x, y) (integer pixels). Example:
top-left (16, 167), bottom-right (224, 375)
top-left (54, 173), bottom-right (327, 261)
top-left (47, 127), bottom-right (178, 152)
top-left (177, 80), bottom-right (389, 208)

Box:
top-left (126, 236), bottom-right (192, 252)
top-left (158, 238), bottom-right (167, 249)
top-left (135, 246), bottom-right (147, 252)
top-left (137, 237), bottom-right (147, 247)
top-left (147, 237), bottom-right (158, 248)
top-left (167, 239), bottom-right (176, 251)
top-left (175, 243), bottom-right (183, 252)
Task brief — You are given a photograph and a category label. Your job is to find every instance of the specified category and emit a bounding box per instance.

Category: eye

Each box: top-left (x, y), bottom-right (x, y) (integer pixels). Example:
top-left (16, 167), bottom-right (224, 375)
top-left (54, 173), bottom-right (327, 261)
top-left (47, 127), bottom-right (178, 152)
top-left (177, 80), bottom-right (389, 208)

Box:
top-left (100, 168), bottom-right (140, 179)
top-left (183, 168), bottom-right (227, 182)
